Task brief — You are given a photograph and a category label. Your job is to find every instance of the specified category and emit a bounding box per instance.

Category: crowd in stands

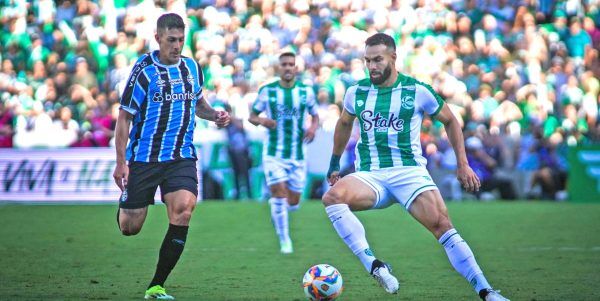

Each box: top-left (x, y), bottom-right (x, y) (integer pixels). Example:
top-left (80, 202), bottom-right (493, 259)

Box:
top-left (1, 0), bottom-right (599, 200)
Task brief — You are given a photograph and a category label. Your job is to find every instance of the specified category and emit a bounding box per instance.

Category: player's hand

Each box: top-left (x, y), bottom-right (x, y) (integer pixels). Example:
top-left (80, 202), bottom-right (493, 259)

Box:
top-left (113, 163), bottom-right (129, 192)
top-left (215, 111), bottom-right (230, 128)
top-left (456, 165), bottom-right (480, 193)
top-left (261, 118), bottom-right (277, 129)
top-left (327, 154), bottom-right (341, 186)
top-left (304, 128), bottom-right (316, 143)
top-left (328, 170), bottom-right (341, 186)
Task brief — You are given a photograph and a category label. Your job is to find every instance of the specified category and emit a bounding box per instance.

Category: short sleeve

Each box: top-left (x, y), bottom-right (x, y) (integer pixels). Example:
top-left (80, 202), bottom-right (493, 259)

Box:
top-left (119, 55), bottom-right (150, 115)
top-left (342, 85), bottom-right (358, 115)
top-left (305, 87), bottom-right (318, 116)
top-left (252, 86), bottom-right (268, 115)
top-left (415, 83), bottom-right (445, 117)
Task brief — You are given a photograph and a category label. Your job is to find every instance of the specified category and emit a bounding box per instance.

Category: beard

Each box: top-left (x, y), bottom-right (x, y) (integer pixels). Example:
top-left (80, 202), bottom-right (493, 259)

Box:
top-left (370, 64), bottom-right (392, 85)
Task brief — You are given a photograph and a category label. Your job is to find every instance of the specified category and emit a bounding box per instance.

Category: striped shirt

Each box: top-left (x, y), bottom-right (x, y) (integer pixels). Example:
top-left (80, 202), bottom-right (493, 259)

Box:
top-left (252, 80), bottom-right (318, 160)
top-left (120, 50), bottom-right (202, 162)
top-left (343, 73), bottom-right (444, 171)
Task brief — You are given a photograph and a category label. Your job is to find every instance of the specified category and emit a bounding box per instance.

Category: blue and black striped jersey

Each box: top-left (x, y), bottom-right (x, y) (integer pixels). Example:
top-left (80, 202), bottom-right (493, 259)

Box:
top-left (119, 50), bottom-right (202, 162)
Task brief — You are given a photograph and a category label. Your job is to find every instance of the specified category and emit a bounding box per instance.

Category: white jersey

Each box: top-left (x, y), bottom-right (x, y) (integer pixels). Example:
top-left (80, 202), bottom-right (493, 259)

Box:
top-left (252, 80), bottom-right (318, 160)
top-left (343, 74), bottom-right (444, 171)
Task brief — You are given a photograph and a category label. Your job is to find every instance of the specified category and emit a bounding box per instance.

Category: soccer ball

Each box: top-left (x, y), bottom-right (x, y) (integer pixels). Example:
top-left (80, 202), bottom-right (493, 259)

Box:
top-left (302, 264), bottom-right (343, 300)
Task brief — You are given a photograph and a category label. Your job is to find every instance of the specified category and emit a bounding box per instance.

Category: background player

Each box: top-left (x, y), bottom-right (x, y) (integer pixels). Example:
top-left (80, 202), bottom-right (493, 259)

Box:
top-left (249, 52), bottom-right (319, 254)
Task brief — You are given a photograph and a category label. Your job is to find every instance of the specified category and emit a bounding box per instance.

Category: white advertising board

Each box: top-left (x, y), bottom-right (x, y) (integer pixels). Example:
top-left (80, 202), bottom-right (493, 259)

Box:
top-left (0, 148), bottom-right (201, 202)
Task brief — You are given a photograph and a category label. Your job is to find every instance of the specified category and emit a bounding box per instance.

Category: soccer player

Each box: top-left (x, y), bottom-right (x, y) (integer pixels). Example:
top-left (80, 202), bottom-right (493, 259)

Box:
top-left (112, 13), bottom-right (230, 300)
top-left (323, 33), bottom-right (510, 301)
top-left (248, 52), bottom-right (319, 254)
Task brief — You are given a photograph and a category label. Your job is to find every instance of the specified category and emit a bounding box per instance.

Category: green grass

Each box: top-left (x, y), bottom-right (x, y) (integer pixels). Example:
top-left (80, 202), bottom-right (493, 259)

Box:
top-left (0, 201), bottom-right (599, 301)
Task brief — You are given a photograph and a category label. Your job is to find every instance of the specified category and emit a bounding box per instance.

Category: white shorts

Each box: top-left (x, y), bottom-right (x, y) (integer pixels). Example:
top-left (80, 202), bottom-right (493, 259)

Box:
top-left (262, 156), bottom-right (306, 193)
top-left (350, 166), bottom-right (438, 210)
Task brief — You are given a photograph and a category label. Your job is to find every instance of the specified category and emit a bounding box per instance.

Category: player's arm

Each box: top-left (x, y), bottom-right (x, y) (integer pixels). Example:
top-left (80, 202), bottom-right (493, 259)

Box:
top-left (304, 113), bottom-right (319, 143)
top-left (196, 95), bottom-right (230, 127)
top-left (435, 103), bottom-right (480, 192)
top-left (327, 109), bottom-right (355, 185)
top-left (113, 109), bottom-right (133, 192)
top-left (248, 111), bottom-right (276, 129)
top-left (248, 87), bottom-right (276, 129)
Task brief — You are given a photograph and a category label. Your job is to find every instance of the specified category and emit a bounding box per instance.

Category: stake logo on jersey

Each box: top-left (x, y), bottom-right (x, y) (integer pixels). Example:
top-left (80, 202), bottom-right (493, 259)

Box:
top-left (360, 110), bottom-right (405, 132)
top-left (252, 80), bottom-right (318, 160)
top-left (274, 104), bottom-right (301, 120)
top-left (119, 50), bottom-right (204, 162)
top-left (343, 74), bottom-right (445, 171)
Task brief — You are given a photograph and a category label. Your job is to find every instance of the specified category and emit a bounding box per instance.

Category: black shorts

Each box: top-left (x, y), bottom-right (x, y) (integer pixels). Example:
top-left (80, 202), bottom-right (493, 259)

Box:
top-left (118, 159), bottom-right (199, 209)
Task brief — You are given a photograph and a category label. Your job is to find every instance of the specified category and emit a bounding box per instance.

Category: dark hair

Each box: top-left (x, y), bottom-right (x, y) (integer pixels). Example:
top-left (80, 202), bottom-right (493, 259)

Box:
top-left (157, 13), bottom-right (185, 32)
top-left (365, 33), bottom-right (396, 51)
top-left (279, 52), bottom-right (296, 60)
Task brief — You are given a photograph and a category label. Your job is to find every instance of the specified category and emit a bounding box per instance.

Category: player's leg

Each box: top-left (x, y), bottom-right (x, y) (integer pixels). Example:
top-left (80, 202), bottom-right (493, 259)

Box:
top-left (263, 156), bottom-right (294, 253)
top-left (269, 181), bottom-right (293, 253)
top-left (322, 174), bottom-right (399, 294)
top-left (118, 207), bottom-right (149, 235)
top-left (409, 190), bottom-right (509, 300)
top-left (286, 159), bottom-right (307, 212)
top-left (146, 160), bottom-right (198, 300)
top-left (117, 162), bottom-right (157, 235)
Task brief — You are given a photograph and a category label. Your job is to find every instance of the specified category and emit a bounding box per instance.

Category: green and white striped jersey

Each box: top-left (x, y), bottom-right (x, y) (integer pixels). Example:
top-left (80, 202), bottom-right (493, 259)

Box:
top-left (343, 73), bottom-right (444, 171)
top-left (252, 80), bottom-right (318, 160)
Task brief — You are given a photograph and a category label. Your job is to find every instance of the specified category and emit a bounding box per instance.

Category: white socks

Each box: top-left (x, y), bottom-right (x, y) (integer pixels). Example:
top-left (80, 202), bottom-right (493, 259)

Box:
top-left (439, 228), bottom-right (491, 293)
top-left (326, 204), bottom-right (375, 272)
top-left (269, 197), bottom-right (290, 244)
top-left (288, 203), bottom-right (300, 212)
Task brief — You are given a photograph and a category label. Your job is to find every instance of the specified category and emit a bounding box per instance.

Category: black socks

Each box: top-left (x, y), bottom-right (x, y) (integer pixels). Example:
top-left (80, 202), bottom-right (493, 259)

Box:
top-left (149, 224), bottom-right (189, 288)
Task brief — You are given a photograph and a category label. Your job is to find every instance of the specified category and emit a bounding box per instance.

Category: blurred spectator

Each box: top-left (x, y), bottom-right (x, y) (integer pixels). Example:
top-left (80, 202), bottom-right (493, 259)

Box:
top-left (224, 103), bottom-right (251, 200)
top-left (525, 133), bottom-right (568, 200)
top-left (53, 106), bottom-right (79, 147)
top-left (71, 57), bottom-right (98, 92)
top-left (0, 99), bottom-right (14, 147)
top-left (466, 136), bottom-right (517, 200)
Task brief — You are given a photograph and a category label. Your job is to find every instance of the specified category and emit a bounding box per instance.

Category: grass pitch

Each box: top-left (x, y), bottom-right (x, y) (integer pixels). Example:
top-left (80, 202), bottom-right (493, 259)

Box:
top-left (0, 201), bottom-right (599, 300)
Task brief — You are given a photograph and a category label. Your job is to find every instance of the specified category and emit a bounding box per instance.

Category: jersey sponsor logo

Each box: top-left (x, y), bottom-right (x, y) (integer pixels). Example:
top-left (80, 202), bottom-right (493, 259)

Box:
top-left (402, 95), bottom-right (415, 110)
top-left (360, 110), bottom-right (405, 132)
top-left (153, 92), bottom-right (164, 102)
top-left (153, 91), bottom-right (197, 103)
top-left (275, 104), bottom-right (300, 119)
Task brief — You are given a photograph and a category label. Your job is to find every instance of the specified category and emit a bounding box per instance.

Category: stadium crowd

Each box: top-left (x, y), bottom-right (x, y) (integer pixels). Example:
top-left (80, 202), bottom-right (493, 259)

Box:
top-left (1, 0), bottom-right (599, 200)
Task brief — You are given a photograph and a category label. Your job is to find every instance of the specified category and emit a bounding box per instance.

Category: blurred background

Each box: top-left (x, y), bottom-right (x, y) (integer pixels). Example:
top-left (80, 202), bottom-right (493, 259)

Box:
top-left (0, 0), bottom-right (599, 203)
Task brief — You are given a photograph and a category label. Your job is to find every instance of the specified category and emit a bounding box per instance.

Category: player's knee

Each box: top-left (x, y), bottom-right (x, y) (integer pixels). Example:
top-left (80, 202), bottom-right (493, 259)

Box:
top-left (173, 208), bottom-right (193, 225)
top-left (120, 224), bottom-right (141, 236)
top-left (322, 188), bottom-right (344, 206)
top-left (287, 194), bottom-right (301, 206)
top-left (431, 216), bottom-right (453, 238)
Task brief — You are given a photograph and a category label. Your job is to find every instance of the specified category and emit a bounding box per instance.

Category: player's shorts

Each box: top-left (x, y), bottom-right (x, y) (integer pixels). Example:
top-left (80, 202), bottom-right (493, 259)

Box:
top-left (118, 159), bottom-right (198, 209)
top-left (349, 166), bottom-right (438, 210)
top-left (262, 155), bottom-right (306, 193)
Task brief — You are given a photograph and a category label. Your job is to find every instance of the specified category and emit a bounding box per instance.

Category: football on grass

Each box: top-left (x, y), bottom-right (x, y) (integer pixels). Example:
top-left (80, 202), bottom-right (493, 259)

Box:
top-left (302, 264), bottom-right (343, 300)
